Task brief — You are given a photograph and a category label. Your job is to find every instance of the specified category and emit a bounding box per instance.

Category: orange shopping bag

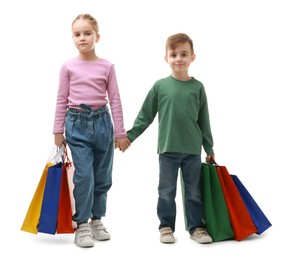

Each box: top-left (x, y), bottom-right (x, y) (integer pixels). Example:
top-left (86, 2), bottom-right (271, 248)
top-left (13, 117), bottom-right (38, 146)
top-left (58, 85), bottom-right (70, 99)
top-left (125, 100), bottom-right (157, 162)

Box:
top-left (216, 164), bottom-right (257, 241)
top-left (56, 146), bottom-right (75, 234)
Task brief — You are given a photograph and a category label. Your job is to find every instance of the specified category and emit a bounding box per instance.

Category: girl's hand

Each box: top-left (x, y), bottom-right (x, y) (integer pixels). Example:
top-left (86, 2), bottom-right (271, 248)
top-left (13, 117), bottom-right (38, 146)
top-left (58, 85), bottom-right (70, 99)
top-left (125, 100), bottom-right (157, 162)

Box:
top-left (115, 137), bottom-right (131, 152)
top-left (55, 133), bottom-right (66, 148)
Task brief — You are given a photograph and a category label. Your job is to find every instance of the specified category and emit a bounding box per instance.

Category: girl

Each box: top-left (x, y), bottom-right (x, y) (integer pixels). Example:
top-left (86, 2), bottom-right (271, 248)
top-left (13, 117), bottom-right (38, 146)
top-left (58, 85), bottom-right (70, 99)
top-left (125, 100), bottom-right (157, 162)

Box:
top-left (53, 14), bottom-right (130, 248)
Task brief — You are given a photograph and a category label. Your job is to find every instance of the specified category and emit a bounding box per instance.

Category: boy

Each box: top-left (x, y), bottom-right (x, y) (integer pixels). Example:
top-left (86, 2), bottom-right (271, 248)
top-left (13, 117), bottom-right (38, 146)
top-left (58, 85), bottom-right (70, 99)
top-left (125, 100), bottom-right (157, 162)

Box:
top-left (127, 33), bottom-right (214, 244)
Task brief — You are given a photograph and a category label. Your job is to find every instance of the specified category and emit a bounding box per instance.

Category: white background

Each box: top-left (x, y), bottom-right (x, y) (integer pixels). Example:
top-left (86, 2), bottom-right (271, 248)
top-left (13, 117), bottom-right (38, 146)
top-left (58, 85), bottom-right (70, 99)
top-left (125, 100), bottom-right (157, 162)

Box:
top-left (1, 0), bottom-right (294, 258)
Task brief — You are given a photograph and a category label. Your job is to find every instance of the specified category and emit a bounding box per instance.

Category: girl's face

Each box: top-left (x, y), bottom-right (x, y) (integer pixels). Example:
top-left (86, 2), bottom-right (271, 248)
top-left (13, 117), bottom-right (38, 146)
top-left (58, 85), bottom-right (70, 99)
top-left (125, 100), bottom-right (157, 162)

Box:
top-left (72, 19), bottom-right (99, 54)
top-left (165, 42), bottom-right (195, 74)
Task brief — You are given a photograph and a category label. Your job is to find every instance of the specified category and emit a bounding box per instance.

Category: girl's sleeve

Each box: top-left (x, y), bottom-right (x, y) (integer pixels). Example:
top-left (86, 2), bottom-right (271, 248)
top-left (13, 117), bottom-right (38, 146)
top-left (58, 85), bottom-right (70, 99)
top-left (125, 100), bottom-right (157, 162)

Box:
top-left (53, 64), bottom-right (70, 134)
top-left (107, 65), bottom-right (127, 138)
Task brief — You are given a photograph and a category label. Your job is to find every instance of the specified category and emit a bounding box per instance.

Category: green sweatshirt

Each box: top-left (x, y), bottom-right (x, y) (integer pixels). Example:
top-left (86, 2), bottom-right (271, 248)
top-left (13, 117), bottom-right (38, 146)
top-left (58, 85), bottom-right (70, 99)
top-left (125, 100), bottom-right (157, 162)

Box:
top-left (127, 76), bottom-right (214, 155)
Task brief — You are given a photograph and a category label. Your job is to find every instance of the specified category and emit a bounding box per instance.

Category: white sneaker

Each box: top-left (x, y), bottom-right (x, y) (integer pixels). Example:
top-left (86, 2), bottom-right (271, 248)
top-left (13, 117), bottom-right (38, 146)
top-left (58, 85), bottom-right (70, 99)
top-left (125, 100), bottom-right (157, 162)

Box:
top-left (75, 223), bottom-right (94, 248)
top-left (160, 227), bottom-right (175, 243)
top-left (90, 220), bottom-right (111, 241)
top-left (190, 227), bottom-right (212, 244)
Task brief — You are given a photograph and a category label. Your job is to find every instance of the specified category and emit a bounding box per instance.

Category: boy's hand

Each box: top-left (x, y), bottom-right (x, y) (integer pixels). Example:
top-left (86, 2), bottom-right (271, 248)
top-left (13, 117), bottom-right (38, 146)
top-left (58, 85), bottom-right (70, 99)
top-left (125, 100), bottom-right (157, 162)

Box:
top-left (115, 137), bottom-right (131, 152)
top-left (205, 154), bottom-right (215, 163)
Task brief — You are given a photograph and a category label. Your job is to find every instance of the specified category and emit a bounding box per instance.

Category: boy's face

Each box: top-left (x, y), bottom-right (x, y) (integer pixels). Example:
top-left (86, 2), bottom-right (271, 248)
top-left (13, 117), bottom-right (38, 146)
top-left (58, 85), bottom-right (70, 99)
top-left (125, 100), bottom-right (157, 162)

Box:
top-left (165, 42), bottom-right (195, 74)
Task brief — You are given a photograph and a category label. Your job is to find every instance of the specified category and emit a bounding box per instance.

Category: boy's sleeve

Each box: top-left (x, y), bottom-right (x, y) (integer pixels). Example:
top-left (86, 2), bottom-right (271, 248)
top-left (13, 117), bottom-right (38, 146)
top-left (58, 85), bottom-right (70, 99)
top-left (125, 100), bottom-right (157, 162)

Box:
top-left (198, 87), bottom-right (214, 155)
top-left (127, 86), bottom-right (158, 142)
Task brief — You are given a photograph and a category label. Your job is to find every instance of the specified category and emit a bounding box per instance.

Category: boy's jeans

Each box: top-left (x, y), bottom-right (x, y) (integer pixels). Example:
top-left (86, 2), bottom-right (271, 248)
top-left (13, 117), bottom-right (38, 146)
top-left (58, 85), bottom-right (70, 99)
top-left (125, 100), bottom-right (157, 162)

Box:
top-left (158, 152), bottom-right (204, 233)
top-left (65, 104), bottom-right (114, 224)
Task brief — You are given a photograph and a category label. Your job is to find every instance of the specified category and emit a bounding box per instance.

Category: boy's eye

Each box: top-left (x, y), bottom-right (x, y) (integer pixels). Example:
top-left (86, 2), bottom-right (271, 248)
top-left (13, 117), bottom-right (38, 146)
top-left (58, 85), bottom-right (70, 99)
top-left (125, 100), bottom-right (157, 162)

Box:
top-left (181, 53), bottom-right (187, 57)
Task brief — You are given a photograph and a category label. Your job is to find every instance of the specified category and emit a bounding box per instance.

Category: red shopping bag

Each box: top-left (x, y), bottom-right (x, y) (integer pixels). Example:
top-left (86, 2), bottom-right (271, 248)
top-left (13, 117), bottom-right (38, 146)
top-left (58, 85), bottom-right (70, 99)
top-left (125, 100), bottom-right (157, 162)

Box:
top-left (56, 146), bottom-right (75, 233)
top-left (56, 168), bottom-right (74, 233)
top-left (216, 165), bottom-right (257, 241)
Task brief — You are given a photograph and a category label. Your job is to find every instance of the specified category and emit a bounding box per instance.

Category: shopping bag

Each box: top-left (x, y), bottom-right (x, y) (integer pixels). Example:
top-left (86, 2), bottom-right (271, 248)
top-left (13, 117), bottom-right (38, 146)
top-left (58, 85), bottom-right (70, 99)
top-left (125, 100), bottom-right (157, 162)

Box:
top-left (20, 162), bottom-right (53, 234)
top-left (180, 164), bottom-right (234, 242)
top-left (231, 175), bottom-right (272, 235)
top-left (20, 146), bottom-right (64, 234)
top-left (38, 161), bottom-right (63, 234)
top-left (201, 164), bottom-right (234, 241)
top-left (67, 161), bottom-right (76, 216)
top-left (56, 148), bottom-right (75, 234)
top-left (216, 165), bottom-right (258, 241)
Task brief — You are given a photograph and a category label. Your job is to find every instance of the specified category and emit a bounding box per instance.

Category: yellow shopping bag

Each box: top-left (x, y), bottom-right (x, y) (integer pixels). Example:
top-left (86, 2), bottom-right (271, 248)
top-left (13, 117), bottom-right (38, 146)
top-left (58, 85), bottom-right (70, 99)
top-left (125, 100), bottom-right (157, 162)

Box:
top-left (20, 163), bottom-right (53, 234)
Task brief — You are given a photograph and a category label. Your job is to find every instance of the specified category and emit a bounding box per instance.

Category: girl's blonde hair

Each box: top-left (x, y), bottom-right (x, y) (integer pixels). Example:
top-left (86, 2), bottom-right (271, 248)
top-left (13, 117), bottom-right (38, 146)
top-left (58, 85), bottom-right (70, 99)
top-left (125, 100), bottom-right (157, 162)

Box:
top-left (166, 33), bottom-right (194, 55)
top-left (72, 14), bottom-right (99, 35)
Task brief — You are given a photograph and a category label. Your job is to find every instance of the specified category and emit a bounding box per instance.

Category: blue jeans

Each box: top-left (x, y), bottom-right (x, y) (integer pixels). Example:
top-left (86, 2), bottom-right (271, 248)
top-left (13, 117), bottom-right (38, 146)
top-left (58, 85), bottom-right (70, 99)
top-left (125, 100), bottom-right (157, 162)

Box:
top-left (65, 104), bottom-right (114, 224)
top-left (158, 152), bottom-right (204, 233)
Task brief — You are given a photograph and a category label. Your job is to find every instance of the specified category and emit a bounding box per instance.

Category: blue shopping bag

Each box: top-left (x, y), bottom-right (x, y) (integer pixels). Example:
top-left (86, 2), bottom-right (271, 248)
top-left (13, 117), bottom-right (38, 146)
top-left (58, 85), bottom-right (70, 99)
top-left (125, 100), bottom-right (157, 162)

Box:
top-left (38, 161), bottom-right (63, 234)
top-left (231, 175), bottom-right (272, 235)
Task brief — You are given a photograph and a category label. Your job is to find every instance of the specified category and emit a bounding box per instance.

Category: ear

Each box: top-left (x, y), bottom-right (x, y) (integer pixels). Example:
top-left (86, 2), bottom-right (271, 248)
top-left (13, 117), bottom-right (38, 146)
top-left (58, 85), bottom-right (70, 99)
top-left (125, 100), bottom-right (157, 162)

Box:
top-left (164, 56), bottom-right (169, 63)
top-left (191, 53), bottom-right (196, 62)
top-left (96, 33), bottom-right (100, 43)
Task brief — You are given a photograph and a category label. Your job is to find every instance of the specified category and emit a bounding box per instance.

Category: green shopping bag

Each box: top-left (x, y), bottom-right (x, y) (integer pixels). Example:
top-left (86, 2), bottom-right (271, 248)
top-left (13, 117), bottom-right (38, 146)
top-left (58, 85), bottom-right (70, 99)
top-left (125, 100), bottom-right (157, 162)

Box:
top-left (202, 163), bottom-right (234, 241)
top-left (181, 163), bottom-right (234, 242)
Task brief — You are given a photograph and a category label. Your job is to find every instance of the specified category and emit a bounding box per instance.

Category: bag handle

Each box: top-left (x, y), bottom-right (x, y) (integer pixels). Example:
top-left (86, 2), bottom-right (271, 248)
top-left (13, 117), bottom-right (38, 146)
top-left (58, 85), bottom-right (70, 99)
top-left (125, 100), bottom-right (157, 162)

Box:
top-left (62, 144), bottom-right (72, 166)
top-left (47, 145), bottom-right (65, 164)
top-left (204, 159), bottom-right (219, 166)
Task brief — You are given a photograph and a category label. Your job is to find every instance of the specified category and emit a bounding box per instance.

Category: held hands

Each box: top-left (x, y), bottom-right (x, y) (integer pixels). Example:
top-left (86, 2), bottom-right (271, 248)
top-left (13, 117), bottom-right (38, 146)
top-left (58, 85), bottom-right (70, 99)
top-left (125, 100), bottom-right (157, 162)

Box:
top-left (55, 134), bottom-right (131, 152)
top-left (115, 137), bottom-right (131, 152)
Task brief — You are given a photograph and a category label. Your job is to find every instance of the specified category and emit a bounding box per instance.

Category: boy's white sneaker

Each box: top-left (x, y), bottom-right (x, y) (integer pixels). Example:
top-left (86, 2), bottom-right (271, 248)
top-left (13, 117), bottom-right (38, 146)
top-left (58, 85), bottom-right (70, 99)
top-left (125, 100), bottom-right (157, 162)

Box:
top-left (190, 227), bottom-right (212, 244)
top-left (160, 227), bottom-right (175, 243)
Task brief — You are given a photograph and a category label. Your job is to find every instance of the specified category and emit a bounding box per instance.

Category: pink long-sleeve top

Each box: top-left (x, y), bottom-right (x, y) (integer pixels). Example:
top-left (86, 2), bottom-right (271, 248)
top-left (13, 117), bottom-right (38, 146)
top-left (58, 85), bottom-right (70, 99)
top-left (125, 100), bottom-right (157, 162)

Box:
top-left (53, 57), bottom-right (127, 138)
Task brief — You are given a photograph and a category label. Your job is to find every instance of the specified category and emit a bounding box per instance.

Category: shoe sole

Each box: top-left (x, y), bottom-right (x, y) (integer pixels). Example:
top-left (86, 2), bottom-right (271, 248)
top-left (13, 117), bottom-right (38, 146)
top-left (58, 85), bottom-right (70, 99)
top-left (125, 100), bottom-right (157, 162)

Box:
top-left (93, 236), bottom-right (110, 241)
top-left (160, 240), bottom-right (175, 244)
top-left (75, 240), bottom-right (94, 248)
top-left (76, 244), bottom-right (94, 248)
top-left (190, 235), bottom-right (212, 244)
top-left (160, 237), bottom-right (175, 243)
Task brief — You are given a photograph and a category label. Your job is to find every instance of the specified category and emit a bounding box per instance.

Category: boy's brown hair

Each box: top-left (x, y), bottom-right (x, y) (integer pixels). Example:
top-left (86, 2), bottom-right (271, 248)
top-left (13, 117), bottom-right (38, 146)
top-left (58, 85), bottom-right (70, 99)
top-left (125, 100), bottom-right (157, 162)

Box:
top-left (165, 33), bottom-right (194, 55)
